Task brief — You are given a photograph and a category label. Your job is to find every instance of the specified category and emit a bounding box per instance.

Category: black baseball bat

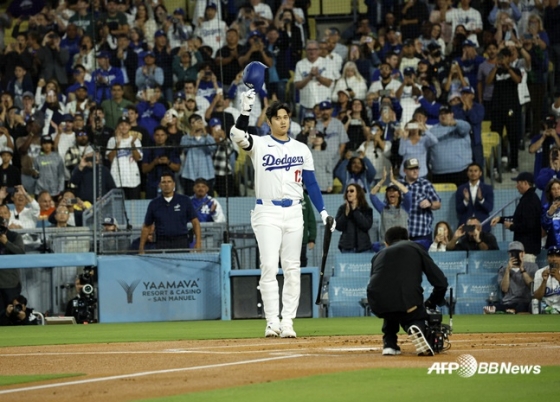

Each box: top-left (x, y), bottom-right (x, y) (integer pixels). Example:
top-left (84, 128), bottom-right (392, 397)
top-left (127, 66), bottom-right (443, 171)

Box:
top-left (315, 216), bottom-right (334, 305)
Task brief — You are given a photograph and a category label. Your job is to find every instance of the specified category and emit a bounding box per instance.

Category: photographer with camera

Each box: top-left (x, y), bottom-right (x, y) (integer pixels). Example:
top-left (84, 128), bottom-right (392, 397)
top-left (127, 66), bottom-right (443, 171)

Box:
top-left (484, 241), bottom-right (537, 314)
top-left (533, 245), bottom-right (560, 314)
top-left (0, 212), bottom-right (25, 313)
top-left (368, 226), bottom-right (448, 356)
top-left (446, 217), bottom-right (499, 251)
top-left (65, 272), bottom-right (97, 323)
top-left (0, 295), bottom-right (37, 326)
top-left (36, 31), bottom-right (69, 87)
top-left (238, 30), bottom-right (274, 71)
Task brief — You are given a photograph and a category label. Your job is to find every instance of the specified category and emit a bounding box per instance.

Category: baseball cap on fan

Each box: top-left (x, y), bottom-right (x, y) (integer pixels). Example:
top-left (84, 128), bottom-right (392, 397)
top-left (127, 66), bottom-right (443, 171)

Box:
top-left (404, 158), bottom-right (419, 169)
top-left (209, 117), bottom-right (222, 128)
top-left (319, 101), bottom-right (332, 110)
top-left (508, 241), bottom-right (524, 252)
top-left (102, 217), bottom-right (118, 227)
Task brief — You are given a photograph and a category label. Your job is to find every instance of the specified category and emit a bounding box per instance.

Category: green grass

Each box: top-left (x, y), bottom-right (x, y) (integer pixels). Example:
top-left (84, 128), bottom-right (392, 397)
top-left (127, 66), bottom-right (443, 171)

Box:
top-left (140, 366), bottom-right (560, 402)
top-left (0, 315), bottom-right (557, 347)
top-left (0, 373), bottom-right (83, 386)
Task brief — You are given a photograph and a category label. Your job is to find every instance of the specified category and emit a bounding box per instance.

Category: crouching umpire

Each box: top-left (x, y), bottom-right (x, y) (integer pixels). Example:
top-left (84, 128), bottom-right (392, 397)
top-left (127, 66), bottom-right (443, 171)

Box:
top-left (367, 226), bottom-right (448, 356)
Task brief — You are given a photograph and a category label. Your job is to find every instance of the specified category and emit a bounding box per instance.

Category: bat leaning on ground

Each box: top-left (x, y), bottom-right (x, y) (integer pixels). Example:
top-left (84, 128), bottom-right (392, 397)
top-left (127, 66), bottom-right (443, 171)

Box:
top-left (315, 216), bottom-right (334, 305)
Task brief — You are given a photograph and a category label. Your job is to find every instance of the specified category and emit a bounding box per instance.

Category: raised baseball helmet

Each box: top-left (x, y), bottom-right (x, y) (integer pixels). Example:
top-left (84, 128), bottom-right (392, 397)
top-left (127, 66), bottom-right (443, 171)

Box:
top-left (242, 61), bottom-right (267, 90)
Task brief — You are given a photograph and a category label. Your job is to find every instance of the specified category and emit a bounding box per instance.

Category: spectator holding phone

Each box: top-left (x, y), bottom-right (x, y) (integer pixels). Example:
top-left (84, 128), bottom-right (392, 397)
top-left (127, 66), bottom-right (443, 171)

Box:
top-left (529, 115), bottom-right (560, 180)
top-left (446, 217), bottom-right (499, 251)
top-left (398, 119), bottom-right (438, 179)
top-left (370, 167), bottom-right (412, 247)
top-left (533, 245), bottom-right (560, 314)
top-left (429, 221), bottom-right (454, 252)
top-left (483, 241), bottom-right (537, 314)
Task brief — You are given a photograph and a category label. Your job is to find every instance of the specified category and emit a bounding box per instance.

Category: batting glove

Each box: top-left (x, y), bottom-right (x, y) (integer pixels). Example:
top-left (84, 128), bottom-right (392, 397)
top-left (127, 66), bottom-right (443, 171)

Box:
top-left (241, 89), bottom-right (256, 116)
top-left (320, 210), bottom-right (336, 232)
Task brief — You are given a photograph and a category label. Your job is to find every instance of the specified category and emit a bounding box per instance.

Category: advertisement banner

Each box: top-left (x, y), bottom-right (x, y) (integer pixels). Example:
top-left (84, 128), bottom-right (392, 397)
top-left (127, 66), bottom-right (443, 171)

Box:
top-left (97, 253), bottom-right (221, 323)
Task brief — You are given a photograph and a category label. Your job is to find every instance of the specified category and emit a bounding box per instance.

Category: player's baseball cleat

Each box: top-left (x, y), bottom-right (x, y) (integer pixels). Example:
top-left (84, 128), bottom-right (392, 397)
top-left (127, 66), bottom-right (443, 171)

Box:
top-left (265, 323), bottom-right (280, 338)
top-left (280, 325), bottom-right (297, 338)
top-left (382, 345), bottom-right (401, 356)
top-left (408, 325), bottom-right (434, 356)
top-left (483, 306), bottom-right (496, 314)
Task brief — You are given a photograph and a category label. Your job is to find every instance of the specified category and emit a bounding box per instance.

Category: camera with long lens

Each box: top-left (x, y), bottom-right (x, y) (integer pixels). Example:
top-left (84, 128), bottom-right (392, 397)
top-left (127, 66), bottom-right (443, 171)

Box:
top-left (0, 224), bottom-right (7, 235)
top-left (11, 304), bottom-right (23, 317)
top-left (425, 308), bottom-right (452, 353)
top-left (72, 268), bottom-right (97, 323)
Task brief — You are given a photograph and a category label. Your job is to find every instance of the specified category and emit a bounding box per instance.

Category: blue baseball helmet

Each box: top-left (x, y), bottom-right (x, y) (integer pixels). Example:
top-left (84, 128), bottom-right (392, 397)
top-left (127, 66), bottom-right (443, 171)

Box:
top-left (242, 61), bottom-right (267, 90)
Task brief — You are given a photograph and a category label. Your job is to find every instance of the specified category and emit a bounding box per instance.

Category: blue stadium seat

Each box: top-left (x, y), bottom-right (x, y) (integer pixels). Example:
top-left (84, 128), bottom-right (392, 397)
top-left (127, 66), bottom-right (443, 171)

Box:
top-left (467, 250), bottom-right (506, 273)
top-left (332, 253), bottom-right (373, 277)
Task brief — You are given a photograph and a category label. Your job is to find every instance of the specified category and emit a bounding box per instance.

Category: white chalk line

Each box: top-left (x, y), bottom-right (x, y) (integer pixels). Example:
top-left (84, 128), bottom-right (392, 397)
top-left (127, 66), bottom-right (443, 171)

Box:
top-left (0, 354), bottom-right (304, 395)
top-left (2, 341), bottom-right (556, 358)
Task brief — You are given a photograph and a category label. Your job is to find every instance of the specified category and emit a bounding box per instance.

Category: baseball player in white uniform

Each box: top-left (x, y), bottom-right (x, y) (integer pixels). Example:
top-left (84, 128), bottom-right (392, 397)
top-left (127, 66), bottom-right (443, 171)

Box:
top-left (230, 90), bottom-right (335, 338)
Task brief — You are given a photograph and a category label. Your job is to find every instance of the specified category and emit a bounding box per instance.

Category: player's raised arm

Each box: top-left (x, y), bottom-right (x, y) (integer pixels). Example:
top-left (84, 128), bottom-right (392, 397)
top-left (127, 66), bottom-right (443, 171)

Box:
top-left (230, 62), bottom-right (268, 151)
top-left (229, 89), bottom-right (255, 151)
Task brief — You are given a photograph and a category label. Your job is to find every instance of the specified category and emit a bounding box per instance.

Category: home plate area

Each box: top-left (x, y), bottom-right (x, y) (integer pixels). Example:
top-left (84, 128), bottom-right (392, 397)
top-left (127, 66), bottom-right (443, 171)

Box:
top-left (0, 333), bottom-right (558, 402)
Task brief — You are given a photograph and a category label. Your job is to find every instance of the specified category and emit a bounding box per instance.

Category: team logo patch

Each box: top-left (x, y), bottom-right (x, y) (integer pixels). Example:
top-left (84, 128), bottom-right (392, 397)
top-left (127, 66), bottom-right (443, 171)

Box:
top-left (262, 154), bottom-right (304, 171)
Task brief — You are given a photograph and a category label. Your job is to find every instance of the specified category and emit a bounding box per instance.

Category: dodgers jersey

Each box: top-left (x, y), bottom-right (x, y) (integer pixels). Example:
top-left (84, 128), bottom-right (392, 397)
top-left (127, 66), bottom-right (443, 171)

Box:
top-left (248, 134), bottom-right (315, 201)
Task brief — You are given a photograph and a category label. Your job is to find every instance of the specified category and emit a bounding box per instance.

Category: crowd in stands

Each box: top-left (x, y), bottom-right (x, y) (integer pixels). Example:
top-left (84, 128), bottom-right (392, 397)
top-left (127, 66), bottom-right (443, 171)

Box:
top-left (0, 1), bottom-right (559, 253)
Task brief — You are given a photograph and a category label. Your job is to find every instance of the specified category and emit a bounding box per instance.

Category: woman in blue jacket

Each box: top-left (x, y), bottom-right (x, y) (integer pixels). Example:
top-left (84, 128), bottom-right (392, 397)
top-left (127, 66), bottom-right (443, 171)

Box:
top-left (542, 178), bottom-right (560, 248)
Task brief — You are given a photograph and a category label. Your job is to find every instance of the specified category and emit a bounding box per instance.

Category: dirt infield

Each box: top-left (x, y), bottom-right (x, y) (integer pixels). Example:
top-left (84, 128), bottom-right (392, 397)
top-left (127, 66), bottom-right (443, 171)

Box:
top-left (1, 332), bottom-right (559, 401)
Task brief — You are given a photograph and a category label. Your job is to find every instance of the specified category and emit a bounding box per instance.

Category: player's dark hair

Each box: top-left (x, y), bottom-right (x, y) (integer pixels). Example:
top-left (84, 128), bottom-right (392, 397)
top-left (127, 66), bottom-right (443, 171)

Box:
top-left (467, 162), bottom-right (482, 171)
top-left (188, 113), bottom-right (203, 124)
top-left (346, 157), bottom-right (365, 174)
top-left (545, 178), bottom-right (560, 204)
top-left (344, 184), bottom-right (368, 208)
top-left (265, 101), bottom-right (291, 121)
top-left (160, 172), bottom-right (175, 182)
top-left (385, 226), bottom-right (409, 245)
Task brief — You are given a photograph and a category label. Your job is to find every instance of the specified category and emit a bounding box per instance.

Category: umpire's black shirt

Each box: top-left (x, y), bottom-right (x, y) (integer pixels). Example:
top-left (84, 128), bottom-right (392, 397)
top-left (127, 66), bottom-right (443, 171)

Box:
top-left (367, 240), bottom-right (448, 317)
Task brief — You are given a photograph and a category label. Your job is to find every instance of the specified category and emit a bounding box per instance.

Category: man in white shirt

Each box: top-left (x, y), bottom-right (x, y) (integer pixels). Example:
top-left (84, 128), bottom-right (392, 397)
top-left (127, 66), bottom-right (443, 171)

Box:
top-left (444, 0), bottom-right (483, 47)
top-left (249, 0), bottom-right (273, 23)
top-left (8, 186), bottom-right (39, 230)
top-left (194, 3), bottom-right (227, 57)
top-left (533, 246), bottom-right (560, 313)
top-left (319, 39), bottom-right (342, 79)
top-left (294, 40), bottom-right (336, 112)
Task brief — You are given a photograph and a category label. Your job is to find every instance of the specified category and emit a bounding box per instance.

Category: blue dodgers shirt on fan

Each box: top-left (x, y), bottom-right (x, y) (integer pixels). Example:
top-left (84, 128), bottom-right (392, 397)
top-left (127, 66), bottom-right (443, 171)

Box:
top-left (144, 194), bottom-right (197, 237)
